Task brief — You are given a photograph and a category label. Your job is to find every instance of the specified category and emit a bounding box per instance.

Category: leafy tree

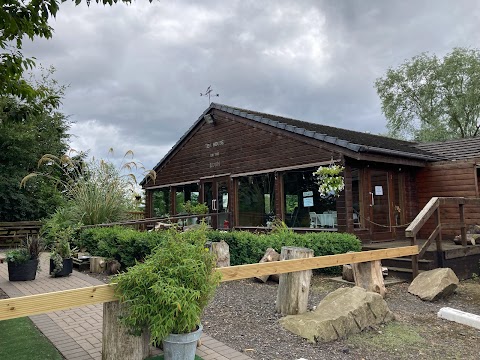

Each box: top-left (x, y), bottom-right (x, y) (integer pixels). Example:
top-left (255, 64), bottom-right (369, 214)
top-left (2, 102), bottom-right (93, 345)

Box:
top-left (0, 69), bottom-right (70, 221)
top-left (375, 48), bottom-right (480, 141)
top-left (1, 0), bottom-right (154, 101)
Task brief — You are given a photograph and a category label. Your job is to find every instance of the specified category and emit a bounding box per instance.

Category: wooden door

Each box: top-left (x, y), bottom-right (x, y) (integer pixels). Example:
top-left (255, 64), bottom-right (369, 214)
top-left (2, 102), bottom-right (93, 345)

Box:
top-left (368, 169), bottom-right (395, 241)
top-left (201, 177), bottom-right (230, 229)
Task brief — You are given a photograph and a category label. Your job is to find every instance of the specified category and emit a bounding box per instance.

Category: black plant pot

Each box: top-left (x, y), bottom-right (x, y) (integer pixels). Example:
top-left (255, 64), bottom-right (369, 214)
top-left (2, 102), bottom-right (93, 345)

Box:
top-left (50, 258), bottom-right (73, 277)
top-left (8, 259), bottom-right (39, 281)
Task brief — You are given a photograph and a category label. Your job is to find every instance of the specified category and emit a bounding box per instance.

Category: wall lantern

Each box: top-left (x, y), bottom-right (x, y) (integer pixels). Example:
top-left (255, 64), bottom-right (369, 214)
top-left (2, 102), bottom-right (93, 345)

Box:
top-left (204, 114), bottom-right (215, 125)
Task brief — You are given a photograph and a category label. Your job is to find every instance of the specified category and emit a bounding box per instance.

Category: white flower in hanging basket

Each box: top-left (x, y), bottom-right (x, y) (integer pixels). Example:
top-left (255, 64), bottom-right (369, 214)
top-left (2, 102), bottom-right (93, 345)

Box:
top-left (313, 164), bottom-right (345, 198)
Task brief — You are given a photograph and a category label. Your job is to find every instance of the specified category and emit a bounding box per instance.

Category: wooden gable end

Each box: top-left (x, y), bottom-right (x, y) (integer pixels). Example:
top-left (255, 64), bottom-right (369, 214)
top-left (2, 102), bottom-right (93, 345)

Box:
top-left (148, 110), bottom-right (342, 187)
top-left (417, 159), bottom-right (479, 237)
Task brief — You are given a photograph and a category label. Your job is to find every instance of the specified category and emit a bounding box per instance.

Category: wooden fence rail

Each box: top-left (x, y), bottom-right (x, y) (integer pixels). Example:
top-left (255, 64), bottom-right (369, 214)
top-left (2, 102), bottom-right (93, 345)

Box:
top-left (0, 246), bottom-right (418, 321)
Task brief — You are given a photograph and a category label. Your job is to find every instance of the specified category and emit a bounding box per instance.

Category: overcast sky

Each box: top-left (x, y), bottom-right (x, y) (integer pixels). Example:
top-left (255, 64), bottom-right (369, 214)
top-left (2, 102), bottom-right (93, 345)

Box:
top-left (23, 0), bottom-right (480, 172)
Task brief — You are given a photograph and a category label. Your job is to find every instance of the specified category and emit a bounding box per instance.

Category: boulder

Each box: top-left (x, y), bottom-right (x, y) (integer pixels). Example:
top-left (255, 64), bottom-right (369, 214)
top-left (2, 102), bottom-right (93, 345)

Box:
top-left (408, 268), bottom-right (459, 301)
top-left (342, 264), bottom-right (354, 282)
top-left (279, 287), bottom-right (395, 343)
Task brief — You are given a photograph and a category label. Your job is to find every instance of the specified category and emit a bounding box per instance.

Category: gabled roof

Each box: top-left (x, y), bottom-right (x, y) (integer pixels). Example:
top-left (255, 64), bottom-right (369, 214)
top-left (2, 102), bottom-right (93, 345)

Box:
top-left (141, 103), bottom-right (442, 185)
top-left (415, 136), bottom-right (480, 160)
top-left (216, 104), bottom-right (440, 161)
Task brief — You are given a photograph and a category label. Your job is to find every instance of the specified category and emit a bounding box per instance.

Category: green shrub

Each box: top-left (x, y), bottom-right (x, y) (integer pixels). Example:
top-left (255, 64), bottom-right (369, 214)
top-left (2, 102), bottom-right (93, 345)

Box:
top-left (206, 230), bottom-right (361, 272)
top-left (78, 227), bottom-right (169, 268)
top-left (114, 226), bottom-right (221, 342)
top-left (79, 227), bottom-right (361, 273)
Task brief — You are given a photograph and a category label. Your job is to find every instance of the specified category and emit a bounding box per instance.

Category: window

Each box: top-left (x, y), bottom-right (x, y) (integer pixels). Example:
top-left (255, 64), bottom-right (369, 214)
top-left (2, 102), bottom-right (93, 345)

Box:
top-left (152, 188), bottom-right (170, 217)
top-left (238, 174), bottom-right (275, 226)
top-left (284, 168), bottom-right (337, 228)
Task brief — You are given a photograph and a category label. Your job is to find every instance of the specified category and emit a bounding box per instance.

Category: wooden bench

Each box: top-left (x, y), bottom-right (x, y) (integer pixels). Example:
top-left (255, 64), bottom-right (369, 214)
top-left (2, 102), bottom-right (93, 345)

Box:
top-left (0, 221), bottom-right (42, 248)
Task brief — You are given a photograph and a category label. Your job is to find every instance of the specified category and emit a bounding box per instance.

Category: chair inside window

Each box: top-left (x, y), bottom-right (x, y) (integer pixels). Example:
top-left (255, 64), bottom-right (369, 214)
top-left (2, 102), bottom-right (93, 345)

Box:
top-left (353, 212), bottom-right (360, 228)
top-left (309, 212), bottom-right (318, 228)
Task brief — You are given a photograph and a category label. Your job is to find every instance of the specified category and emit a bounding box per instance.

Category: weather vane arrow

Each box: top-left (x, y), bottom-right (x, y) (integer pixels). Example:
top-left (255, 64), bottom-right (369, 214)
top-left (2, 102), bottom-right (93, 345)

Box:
top-left (200, 85), bottom-right (219, 103)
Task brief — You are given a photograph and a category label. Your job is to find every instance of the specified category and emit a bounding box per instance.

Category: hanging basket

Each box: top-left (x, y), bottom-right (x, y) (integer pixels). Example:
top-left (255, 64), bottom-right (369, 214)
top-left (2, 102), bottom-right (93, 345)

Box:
top-left (314, 164), bottom-right (345, 197)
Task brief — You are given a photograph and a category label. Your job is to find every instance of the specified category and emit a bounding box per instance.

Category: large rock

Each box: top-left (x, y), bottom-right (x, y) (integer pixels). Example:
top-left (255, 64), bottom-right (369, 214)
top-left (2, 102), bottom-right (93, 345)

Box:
top-left (279, 287), bottom-right (394, 343)
top-left (408, 268), bottom-right (459, 301)
top-left (342, 264), bottom-right (354, 282)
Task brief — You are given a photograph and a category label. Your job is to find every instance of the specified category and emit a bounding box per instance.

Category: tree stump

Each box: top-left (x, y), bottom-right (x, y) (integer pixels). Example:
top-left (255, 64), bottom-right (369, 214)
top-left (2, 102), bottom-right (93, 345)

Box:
top-left (275, 246), bottom-right (314, 315)
top-left (255, 248), bottom-right (280, 283)
top-left (352, 260), bottom-right (386, 297)
top-left (90, 256), bottom-right (106, 273)
top-left (102, 301), bottom-right (150, 360)
top-left (210, 241), bottom-right (230, 267)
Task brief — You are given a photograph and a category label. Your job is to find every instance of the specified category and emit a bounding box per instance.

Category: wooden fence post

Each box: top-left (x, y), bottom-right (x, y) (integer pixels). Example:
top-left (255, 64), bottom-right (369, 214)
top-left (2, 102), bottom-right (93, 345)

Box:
top-left (411, 235), bottom-right (419, 279)
top-left (275, 246), bottom-right (314, 316)
top-left (460, 203), bottom-right (467, 247)
top-left (102, 301), bottom-right (150, 360)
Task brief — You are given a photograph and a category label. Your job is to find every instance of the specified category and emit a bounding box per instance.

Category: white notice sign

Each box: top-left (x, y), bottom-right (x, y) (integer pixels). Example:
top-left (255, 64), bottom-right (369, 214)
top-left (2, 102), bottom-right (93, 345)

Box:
top-left (303, 191), bottom-right (313, 197)
top-left (303, 197), bottom-right (314, 207)
top-left (375, 186), bottom-right (383, 196)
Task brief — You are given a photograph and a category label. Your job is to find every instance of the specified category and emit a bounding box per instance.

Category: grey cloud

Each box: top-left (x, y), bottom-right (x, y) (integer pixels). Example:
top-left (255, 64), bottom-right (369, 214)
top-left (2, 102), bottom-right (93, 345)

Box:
top-left (21, 0), bottom-right (480, 170)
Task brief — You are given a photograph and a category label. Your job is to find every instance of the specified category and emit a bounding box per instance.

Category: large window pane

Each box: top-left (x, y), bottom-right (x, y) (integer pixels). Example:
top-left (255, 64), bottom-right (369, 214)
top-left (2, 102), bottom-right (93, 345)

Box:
top-left (175, 183), bottom-right (200, 214)
top-left (152, 188), bottom-right (170, 217)
top-left (238, 174), bottom-right (275, 226)
top-left (284, 168), bottom-right (337, 228)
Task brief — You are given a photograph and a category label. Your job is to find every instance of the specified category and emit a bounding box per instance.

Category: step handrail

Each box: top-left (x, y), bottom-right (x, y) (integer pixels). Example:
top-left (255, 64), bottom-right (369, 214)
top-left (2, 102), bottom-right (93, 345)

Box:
top-left (405, 196), bottom-right (480, 278)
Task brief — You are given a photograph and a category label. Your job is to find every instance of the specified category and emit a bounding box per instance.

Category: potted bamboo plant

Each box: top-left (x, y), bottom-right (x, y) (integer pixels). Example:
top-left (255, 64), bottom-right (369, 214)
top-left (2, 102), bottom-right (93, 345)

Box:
top-left (6, 236), bottom-right (42, 281)
top-left (114, 225), bottom-right (221, 360)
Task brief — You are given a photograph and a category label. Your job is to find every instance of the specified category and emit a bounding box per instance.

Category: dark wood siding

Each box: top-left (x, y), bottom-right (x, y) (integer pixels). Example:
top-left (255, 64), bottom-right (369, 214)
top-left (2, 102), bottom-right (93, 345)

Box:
top-left (417, 160), bottom-right (479, 238)
top-left (147, 111), bottom-right (340, 187)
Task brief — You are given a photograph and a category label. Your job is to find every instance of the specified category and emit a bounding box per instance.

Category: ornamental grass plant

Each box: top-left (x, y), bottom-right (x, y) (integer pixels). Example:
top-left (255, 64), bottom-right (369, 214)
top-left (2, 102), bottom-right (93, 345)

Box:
top-left (113, 225), bottom-right (221, 343)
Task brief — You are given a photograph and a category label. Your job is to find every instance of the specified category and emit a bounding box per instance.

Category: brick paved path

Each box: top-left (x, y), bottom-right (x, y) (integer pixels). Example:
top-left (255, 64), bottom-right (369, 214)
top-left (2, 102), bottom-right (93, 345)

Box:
top-left (0, 253), bottom-right (251, 360)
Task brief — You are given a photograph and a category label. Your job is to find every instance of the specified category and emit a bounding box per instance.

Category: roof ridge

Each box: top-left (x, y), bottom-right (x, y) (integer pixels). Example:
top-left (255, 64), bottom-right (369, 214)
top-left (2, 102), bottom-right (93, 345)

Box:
top-left (212, 102), bottom-right (420, 146)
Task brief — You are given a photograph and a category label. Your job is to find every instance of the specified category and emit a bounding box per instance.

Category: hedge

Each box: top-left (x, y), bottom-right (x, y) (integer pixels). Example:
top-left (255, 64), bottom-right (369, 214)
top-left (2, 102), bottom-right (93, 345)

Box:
top-left (78, 227), bottom-right (362, 271)
top-left (206, 231), bottom-right (362, 266)
top-left (78, 227), bottom-right (169, 268)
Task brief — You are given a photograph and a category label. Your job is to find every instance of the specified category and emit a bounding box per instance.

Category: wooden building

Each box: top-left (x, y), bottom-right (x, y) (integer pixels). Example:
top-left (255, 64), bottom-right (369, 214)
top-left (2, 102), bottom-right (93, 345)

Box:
top-left (141, 103), bottom-right (480, 244)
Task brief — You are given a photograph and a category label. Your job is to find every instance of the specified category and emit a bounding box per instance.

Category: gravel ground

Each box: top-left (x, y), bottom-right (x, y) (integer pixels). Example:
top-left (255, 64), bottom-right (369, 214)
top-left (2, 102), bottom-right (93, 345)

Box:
top-left (202, 276), bottom-right (480, 360)
top-left (76, 269), bottom-right (480, 360)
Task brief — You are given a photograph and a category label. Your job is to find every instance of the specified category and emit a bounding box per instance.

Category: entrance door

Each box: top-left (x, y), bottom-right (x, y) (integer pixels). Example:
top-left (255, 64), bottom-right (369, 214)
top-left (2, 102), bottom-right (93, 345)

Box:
top-left (202, 177), bottom-right (230, 229)
top-left (368, 169), bottom-right (394, 241)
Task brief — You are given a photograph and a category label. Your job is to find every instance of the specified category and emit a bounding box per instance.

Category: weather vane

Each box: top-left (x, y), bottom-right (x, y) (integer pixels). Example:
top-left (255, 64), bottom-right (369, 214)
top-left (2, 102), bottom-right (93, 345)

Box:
top-left (200, 85), bottom-right (219, 103)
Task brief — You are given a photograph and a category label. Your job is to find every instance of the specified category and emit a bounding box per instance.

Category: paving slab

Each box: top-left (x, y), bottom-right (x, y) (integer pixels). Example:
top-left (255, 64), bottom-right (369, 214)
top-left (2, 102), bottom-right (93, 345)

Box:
top-left (0, 252), bottom-right (250, 360)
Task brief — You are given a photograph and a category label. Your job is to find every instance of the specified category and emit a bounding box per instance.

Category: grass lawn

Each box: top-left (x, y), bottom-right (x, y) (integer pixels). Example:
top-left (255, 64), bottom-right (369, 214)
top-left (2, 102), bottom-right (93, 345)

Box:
top-left (0, 317), bottom-right (63, 360)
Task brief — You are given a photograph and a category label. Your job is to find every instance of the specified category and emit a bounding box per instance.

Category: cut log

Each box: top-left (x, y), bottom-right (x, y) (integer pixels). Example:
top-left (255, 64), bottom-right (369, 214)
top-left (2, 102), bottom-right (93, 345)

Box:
top-left (352, 260), bottom-right (386, 298)
top-left (211, 241), bottom-right (230, 267)
top-left (90, 256), bottom-right (106, 273)
top-left (102, 301), bottom-right (150, 360)
top-left (275, 246), bottom-right (314, 315)
top-left (255, 248), bottom-right (280, 283)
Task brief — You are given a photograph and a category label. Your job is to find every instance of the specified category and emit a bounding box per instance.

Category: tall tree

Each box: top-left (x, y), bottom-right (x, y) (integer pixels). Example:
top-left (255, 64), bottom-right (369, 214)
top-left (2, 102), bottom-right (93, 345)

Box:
top-left (375, 48), bottom-right (480, 141)
top-left (1, 0), bottom-right (154, 101)
top-left (0, 68), bottom-right (70, 221)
